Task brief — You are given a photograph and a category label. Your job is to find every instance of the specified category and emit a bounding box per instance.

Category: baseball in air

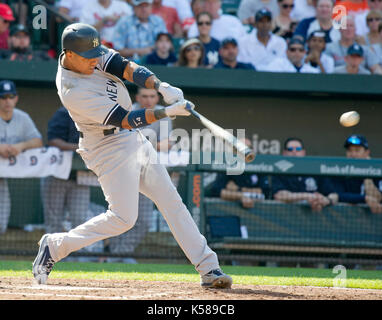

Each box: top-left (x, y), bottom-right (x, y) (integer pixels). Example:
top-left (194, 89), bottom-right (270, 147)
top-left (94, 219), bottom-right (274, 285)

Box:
top-left (339, 111), bottom-right (360, 127)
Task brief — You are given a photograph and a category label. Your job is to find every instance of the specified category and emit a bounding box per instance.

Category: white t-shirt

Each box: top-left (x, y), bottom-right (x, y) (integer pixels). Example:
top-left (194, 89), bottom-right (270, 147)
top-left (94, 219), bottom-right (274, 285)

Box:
top-left (57, 0), bottom-right (88, 20)
top-left (237, 29), bottom-right (287, 70)
top-left (187, 14), bottom-right (246, 42)
top-left (291, 0), bottom-right (316, 21)
top-left (162, 0), bottom-right (193, 22)
top-left (306, 52), bottom-right (335, 73)
top-left (80, 0), bottom-right (133, 43)
top-left (264, 56), bottom-right (320, 73)
top-left (354, 10), bottom-right (369, 37)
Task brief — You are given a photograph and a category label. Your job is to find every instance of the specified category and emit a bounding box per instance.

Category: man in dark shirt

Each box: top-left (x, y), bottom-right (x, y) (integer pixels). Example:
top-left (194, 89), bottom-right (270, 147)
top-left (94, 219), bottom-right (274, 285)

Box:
top-left (312, 134), bottom-right (382, 213)
top-left (272, 137), bottom-right (332, 212)
top-left (214, 38), bottom-right (255, 70)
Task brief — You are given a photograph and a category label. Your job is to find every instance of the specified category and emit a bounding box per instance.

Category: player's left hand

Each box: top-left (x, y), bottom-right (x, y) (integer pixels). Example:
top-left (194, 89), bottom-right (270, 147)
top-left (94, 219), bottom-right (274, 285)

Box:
top-left (165, 100), bottom-right (195, 118)
top-left (158, 82), bottom-right (184, 104)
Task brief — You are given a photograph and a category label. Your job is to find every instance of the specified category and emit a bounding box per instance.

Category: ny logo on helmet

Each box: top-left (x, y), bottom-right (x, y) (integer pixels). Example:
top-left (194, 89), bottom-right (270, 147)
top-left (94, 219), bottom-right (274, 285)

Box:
top-left (93, 38), bottom-right (99, 47)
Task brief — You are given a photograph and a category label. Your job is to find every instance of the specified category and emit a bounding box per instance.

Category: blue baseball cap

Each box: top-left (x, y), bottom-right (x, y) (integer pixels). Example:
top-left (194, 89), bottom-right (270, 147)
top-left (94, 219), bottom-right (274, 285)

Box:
top-left (347, 43), bottom-right (364, 57)
top-left (0, 80), bottom-right (17, 97)
top-left (344, 134), bottom-right (369, 149)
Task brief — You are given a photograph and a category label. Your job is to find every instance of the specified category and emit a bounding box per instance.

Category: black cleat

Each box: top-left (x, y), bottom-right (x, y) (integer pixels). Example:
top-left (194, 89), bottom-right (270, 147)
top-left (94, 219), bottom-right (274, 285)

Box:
top-left (32, 234), bottom-right (55, 284)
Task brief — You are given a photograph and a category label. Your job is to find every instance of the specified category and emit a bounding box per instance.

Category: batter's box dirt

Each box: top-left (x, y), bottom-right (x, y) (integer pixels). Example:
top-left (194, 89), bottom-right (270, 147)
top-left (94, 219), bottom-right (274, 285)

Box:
top-left (0, 277), bottom-right (381, 300)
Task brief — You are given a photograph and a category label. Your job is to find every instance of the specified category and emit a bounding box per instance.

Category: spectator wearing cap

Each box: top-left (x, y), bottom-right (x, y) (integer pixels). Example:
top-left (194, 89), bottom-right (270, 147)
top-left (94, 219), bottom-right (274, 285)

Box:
top-left (142, 32), bottom-right (177, 66)
top-left (80, 0), bottom-right (133, 45)
top-left (177, 38), bottom-right (205, 68)
top-left (333, 44), bottom-right (371, 74)
top-left (187, 0), bottom-right (246, 42)
top-left (196, 11), bottom-right (220, 67)
top-left (0, 3), bottom-right (15, 50)
top-left (325, 15), bottom-right (382, 74)
top-left (305, 30), bottom-right (334, 73)
top-left (294, 0), bottom-right (341, 43)
top-left (112, 0), bottom-right (167, 60)
top-left (237, 0), bottom-right (280, 25)
top-left (0, 80), bottom-right (43, 234)
top-left (237, 8), bottom-right (287, 71)
top-left (310, 135), bottom-right (382, 214)
top-left (0, 24), bottom-right (52, 61)
top-left (264, 36), bottom-right (320, 73)
top-left (354, 0), bottom-right (382, 37)
top-left (152, 0), bottom-right (183, 37)
top-left (215, 38), bottom-right (255, 70)
top-left (272, 137), bottom-right (333, 212)
top-left (272, 0), bottom-right (298, 41)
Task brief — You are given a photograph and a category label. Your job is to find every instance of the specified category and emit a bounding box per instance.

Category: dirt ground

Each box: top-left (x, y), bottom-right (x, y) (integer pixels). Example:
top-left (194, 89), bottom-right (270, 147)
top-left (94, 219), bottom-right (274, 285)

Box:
top-left (0, 277), bottom-right (382, 300)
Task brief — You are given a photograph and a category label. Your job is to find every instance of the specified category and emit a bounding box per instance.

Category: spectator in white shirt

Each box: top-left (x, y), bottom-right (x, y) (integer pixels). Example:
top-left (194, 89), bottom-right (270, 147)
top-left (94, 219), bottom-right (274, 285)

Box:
top-left (80, 0), bottom-right (133, 44)
top-left (237, 8), bottom-right (287, 70)
top-left (355, 0), bottom-right (382, 37)
top-left (264, 36), bottom-right (320, 73)
top-left (187, 0), bottom-right (246, 42)
top-left (305, 30), bottom-right (334, 73)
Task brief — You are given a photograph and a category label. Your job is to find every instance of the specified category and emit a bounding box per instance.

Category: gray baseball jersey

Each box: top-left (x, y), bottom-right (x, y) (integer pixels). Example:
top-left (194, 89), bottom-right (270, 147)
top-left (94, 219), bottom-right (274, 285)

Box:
top-left (47, 49), bottom-right (219, 275)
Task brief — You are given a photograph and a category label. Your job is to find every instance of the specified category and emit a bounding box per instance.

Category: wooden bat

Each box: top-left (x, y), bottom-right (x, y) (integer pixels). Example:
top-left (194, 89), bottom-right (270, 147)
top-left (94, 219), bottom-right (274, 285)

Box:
top-left (185, 102), bottom-right (255, 163)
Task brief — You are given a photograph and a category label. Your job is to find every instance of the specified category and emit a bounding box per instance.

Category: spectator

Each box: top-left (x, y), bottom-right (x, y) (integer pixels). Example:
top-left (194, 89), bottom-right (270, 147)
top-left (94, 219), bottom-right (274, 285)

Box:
top-left (215, 38), bottom-right (255, 69)
top-left (143, 32), bottom-right (177, 66)
top-left (237, 8), bottom-right (288, 71)
top-left (182, 0), bottom-right (205, 37)
top-left (112, 0), bottom-right (167, 60)
top-left (0, 24), bottom-right (52, 61)
top-left (264, 36), bottom-right (319, 73)
top-left (272, 137), bottom-right (332, 212)
top-left (108, 88), bottom-right (173, 256)
top-left (355, 0), bottom-right (382, 37)
top-left (291, 0), bottom-right (317, 22)
top-left (187, 0), bottom-right (246, 42)
top-left (334, 0), bottom-right (369, 15)
top-left (0, 3), bottom-right (15, 50)
top-left (196, 11), bottom-right (220, 67)
top-left (177, 38), bottom-right (205, 68)
top-left (364, 10), bottom-right (382, 46)
top-left (325, 16), bottom-right (382, 74)
top-left (152, 0), bottom-right (183, 37)
top-left (333, 43), bottom-right (372, 74)
top-left (237, 0), bottom-right (280, 25)
top-left (273, 0), bottom-right (298, 41)
top-left (370, 22), bottom-right (382, 66)
top-left (57, 0), bottom-right (88, 23)
top-left (0, 80), bottom-right (43, 234)
top-left (80, 0), bottom-right (133, 45)
top-left (311, 134), bottom-right (382, 214)
top-left (294, 0), bottom-right (341, 43)
top-left (305, 30), bottom-right (335, 73)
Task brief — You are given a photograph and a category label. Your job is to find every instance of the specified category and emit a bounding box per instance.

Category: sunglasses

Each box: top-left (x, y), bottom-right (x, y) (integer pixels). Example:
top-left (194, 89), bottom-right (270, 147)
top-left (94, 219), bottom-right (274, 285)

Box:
top-left (282, 4), bottom-right (295, 8)
top-left (197, 21), bottom-right (212, 26)
top-left (185, 45), bottom-right (201, 52)
top-left (0, 94), bottom-right (16, 100)
top-left (367, 17), bottom-right (381, 22)
top-left (289, 47), bottom-right (304, 52)
top-left (286, 146), bottom-right (303, 151)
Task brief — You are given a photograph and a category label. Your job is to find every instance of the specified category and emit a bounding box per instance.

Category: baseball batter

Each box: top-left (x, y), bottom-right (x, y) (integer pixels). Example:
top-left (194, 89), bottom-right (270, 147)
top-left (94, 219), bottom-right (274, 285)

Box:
top-left (32, 23), bottom-right (232, 289)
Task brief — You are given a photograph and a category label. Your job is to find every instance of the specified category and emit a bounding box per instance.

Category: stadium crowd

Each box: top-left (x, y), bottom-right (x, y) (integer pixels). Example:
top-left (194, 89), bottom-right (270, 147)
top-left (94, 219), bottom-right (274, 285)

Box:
top-left (0, 0), bottom-right (381, 74)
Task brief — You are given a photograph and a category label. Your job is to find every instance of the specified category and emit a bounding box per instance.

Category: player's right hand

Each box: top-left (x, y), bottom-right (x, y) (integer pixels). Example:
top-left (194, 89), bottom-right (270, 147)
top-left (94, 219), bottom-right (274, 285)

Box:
top-left (165, 100), bottom-right (195, 118)
top-left (158, 82), bottom-right (184, 104)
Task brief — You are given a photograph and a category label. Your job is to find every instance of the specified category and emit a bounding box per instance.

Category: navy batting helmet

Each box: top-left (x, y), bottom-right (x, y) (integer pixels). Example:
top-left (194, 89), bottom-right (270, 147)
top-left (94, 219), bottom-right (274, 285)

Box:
top-left (61, 23), bottom-right (109, 58)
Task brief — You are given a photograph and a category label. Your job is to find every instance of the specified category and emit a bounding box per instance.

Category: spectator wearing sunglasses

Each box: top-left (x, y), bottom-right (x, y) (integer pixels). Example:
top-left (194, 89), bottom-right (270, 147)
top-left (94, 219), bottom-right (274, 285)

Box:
top-left (215, 38), bottom-right (255, 70)
top-left (273, 0), bottom-right (298, 41)
top-left (355, 0), bottom-right (382, 37)
top-left (272, 137), bottom-right (332, 212)
top-left (0, 80), bottom-right (43, 234)
top-left (310, 135), bottom-right (382, 214)
top-left (196, 12), bottom-right (220, 67)
top-left (0, 3), bottom-right (15, 50)
top-left (237, 8), bottom-right (288, 71)
top-left (364, 11), bottom-right (382, 47)
top-left (264, 36), bottom-right (320, 73)
top-left (177, 38), bottom-right (205, 68)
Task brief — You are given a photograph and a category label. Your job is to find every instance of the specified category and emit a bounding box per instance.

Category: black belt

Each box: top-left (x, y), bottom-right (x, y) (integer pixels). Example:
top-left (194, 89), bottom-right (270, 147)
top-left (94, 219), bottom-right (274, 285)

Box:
top-left (79, 128), bottom-right (126, 138)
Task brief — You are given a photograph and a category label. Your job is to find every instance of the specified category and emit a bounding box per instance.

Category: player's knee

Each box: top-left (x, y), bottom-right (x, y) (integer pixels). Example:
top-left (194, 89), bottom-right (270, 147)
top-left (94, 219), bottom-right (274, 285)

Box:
top-left (107, 210), bottom-right (138, 235)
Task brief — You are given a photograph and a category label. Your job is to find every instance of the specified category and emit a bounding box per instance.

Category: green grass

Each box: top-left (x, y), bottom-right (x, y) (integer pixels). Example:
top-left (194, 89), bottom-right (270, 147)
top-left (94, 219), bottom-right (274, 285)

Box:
top-left (1, 260), bottom-right (382, 289)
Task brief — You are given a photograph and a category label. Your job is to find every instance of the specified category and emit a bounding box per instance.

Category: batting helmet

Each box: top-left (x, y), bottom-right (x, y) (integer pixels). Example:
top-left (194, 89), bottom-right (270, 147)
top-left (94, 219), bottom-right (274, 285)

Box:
top-left (61, 23), bottom-right (109, 59)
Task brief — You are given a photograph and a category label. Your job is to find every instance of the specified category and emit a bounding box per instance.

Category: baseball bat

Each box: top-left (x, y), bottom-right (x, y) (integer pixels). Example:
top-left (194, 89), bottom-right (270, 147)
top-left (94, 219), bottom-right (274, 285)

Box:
top-left (185, 102), bottom-right (255, 163)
